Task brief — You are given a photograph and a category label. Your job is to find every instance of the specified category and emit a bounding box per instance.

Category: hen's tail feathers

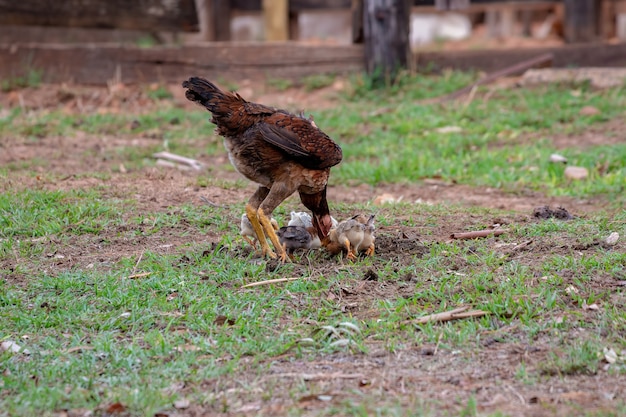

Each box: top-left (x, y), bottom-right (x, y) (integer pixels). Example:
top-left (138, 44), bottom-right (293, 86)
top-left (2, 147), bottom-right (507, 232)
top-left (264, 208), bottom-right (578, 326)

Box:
top-left (182, 77), bottom-right (244, 113)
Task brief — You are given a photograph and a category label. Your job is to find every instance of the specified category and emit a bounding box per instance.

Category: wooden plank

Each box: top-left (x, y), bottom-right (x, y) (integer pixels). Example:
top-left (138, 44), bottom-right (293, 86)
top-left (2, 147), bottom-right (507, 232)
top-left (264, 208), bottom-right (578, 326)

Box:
top-left (413, 1), bottom-right (559, 14)
top-left (0, 43), bottom-right (364, 85)
top-left (0, 0), bottom-right (198, 32)
top-left (230, 0), bottom-right (351, 11)
top-left (263, 0), bottom-right (289, 41)
top-left (415, 42), bottom-right (626, 73)
top-left (3, 41), bottom-right (626, 86)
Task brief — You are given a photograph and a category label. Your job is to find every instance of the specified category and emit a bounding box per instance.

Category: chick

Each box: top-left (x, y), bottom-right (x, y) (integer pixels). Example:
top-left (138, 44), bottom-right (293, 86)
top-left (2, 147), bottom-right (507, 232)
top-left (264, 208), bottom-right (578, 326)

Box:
top-left (240, 213), bottom-right (278, 250)
top-left (277, 225), bottom-right (312, 259)
top-left (288, 211), bottom-right (338, 250)
top-left (288, 211), bottom-right (313, 228)
top-left (355, 214), bottom-right (375, 256)
top-left (327, 215), bottom-right (365, 260)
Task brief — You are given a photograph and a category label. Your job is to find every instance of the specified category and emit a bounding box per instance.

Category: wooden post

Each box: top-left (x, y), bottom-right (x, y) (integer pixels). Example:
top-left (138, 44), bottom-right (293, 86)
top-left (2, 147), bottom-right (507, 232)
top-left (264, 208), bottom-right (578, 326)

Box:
top-left (263, 0), bottom-right (289, 41)
top-left (563, 0), bottom-right (599, 43)
top-left (363, 0), bottom-right (410, 85)
top-left (352, 0), bottom-right (364, 43)
top-left (210, 0), bottom-right (231, 41)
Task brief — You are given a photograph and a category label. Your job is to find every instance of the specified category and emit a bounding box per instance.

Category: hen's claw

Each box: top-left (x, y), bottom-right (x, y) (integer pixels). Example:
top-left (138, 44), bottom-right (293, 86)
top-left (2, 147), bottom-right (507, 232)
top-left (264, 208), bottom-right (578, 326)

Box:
top-left (258, 208), bottom-right (289, 263)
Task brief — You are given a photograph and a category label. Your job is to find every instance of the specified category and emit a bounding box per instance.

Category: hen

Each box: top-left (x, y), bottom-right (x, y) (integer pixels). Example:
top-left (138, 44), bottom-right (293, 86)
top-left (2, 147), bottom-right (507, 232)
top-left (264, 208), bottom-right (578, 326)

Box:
top-left (183, 77), bottom-right (343, 262)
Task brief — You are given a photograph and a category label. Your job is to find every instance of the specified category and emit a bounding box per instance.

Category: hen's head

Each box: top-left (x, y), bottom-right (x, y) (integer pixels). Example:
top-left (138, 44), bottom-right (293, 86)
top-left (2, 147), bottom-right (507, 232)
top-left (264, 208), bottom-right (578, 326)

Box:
top-left (299, 188), bottom-right (333, 241)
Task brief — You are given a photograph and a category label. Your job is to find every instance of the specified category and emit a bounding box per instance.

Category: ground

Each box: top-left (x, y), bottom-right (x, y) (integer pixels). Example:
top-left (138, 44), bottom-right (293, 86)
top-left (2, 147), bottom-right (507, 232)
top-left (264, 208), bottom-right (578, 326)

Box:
top-left (1, 80), bottom-right (625, 417)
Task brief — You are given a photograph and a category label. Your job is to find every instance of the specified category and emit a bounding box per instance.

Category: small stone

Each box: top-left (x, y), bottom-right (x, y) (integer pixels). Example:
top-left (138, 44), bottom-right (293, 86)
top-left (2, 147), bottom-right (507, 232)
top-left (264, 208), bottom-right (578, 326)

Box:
top-left (605, 232), bottom-right (619, 246)
top-left (174, 399), bottom-right (190, 409)
top-left (579, 106), bottom-right (600, 116)
top-left (564, 166), bottom-right (588, 180)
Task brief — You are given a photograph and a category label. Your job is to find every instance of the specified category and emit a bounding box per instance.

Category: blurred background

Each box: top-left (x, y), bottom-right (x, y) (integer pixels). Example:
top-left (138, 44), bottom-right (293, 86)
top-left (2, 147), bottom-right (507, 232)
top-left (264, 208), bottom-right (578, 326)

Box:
top-left (1, 0), bottom-right (625, 85)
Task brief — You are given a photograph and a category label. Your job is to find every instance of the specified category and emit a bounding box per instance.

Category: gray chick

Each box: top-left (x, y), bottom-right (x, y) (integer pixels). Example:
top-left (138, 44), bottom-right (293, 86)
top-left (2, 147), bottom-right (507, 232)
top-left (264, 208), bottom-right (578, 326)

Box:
top-left (277, 225), bottom-right (313, 259)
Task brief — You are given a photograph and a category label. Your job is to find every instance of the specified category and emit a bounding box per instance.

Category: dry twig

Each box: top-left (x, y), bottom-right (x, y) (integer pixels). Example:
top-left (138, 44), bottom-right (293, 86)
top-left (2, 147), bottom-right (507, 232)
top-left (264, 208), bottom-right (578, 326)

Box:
top-left (153, 151), bottom-right (205, 171)
top-left (272, 372), bottom-right (364, 381)
top-left (127, 272), bottom-right (152, 279)
top-left (413, 306), bottom-right (489, 324)
top-left (241, 277), bottom-right (300, 289)
top-left (450, 229), bottom-right (507, 240)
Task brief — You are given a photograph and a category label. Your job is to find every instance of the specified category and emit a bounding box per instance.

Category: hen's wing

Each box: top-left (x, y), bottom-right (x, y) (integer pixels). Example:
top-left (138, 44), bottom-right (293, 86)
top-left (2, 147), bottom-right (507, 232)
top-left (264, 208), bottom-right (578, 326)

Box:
top-left (256, 114), bottom-right (343, 170)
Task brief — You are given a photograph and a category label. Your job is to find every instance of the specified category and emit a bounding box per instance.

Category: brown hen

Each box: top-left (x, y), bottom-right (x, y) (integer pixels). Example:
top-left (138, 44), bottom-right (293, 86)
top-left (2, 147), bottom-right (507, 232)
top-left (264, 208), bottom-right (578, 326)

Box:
top-left (182, 77), bottom-right (342, 261)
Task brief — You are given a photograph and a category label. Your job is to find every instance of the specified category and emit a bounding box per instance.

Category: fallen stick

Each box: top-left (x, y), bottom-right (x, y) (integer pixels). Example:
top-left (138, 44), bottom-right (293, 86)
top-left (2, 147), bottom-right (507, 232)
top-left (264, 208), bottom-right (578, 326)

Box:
top-left (451, 229), bottom-right (507, 240)
top-left (439, 52), bottom-right (554, 102)
top-left (155, 159), bottom-right (192, 171)
top-left (127, 272), bottom-right (152, 279)
top-left (241, 277), bottom-right (300, 288)
top-left (413, 306), bottom-right (489, 324)
top-left (272, 372), bottom-right (365, 381)
top-left (153, 151), bottom-right (204, 171)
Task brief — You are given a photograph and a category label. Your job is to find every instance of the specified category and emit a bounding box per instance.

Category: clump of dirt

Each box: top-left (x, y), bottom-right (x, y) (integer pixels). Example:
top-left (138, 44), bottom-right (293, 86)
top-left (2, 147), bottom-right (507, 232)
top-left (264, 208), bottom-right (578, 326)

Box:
top-left (374, 233), bottom-right (429, 259)
top-left (533, 205), bottom-right (574, 220)
top-left (362, 268), bottom-right (379, 281)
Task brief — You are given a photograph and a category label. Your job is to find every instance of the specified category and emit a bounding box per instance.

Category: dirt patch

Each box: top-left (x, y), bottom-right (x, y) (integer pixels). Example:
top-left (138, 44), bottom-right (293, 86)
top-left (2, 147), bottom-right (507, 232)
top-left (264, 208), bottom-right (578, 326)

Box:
top-left (2, 82), bottom-right (625, 417)
top-left (549, 117), bottom-right (626, 150)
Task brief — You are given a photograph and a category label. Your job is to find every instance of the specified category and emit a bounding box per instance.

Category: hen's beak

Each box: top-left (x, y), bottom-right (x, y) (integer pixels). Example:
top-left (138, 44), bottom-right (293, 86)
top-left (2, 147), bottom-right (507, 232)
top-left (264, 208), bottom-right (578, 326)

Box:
top-left (313, 213), bottom-right (333, 240)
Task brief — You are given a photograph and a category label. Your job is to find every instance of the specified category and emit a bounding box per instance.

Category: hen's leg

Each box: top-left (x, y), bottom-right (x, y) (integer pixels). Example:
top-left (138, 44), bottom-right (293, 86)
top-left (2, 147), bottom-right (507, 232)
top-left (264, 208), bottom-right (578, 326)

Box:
top-left (365, 244), bottom-right (375, 257)
top-left (246, 187), bottom-right (275, 258)
top-left (258, 208), bottom-right (288, 262)
top-left (246, 204), bottom-right (275, 258)
top-left (259, 184), bottom-right (297, 263)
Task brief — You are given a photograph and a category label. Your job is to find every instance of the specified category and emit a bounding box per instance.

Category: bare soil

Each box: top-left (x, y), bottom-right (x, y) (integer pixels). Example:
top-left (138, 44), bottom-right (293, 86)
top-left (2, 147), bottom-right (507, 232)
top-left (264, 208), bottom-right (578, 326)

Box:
top-left (1, 83), bottom-right (625, 416)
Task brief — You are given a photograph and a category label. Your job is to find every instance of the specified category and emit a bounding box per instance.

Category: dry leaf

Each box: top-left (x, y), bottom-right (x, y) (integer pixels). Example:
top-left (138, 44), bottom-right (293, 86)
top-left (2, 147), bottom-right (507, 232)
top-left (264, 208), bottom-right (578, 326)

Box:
top-left (299, 394), bottom-right (333, 403)
top-left (105, 402), bottom-right (126, 414)
top-left (214, 315), bottom-right (235, 326)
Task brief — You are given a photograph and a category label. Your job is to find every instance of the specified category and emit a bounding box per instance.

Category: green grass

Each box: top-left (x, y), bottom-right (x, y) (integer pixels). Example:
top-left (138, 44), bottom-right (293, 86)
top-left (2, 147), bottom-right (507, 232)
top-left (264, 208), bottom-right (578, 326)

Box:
top-left (1, 69), bottom-right (43, 92)
top-left (1, 190), bottom-right (625, 415)
top-left (1, 72), bottom-right (626, 416)
top-left (2, 72), bottom-right (624, 203)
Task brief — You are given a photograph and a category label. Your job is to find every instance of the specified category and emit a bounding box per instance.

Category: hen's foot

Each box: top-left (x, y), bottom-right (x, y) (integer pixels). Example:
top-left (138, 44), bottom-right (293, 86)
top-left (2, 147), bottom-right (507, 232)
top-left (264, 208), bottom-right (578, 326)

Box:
top-left (245, 205), bottom-right (277, 259)
top-left (258, 208), bottom-right (288, 262)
